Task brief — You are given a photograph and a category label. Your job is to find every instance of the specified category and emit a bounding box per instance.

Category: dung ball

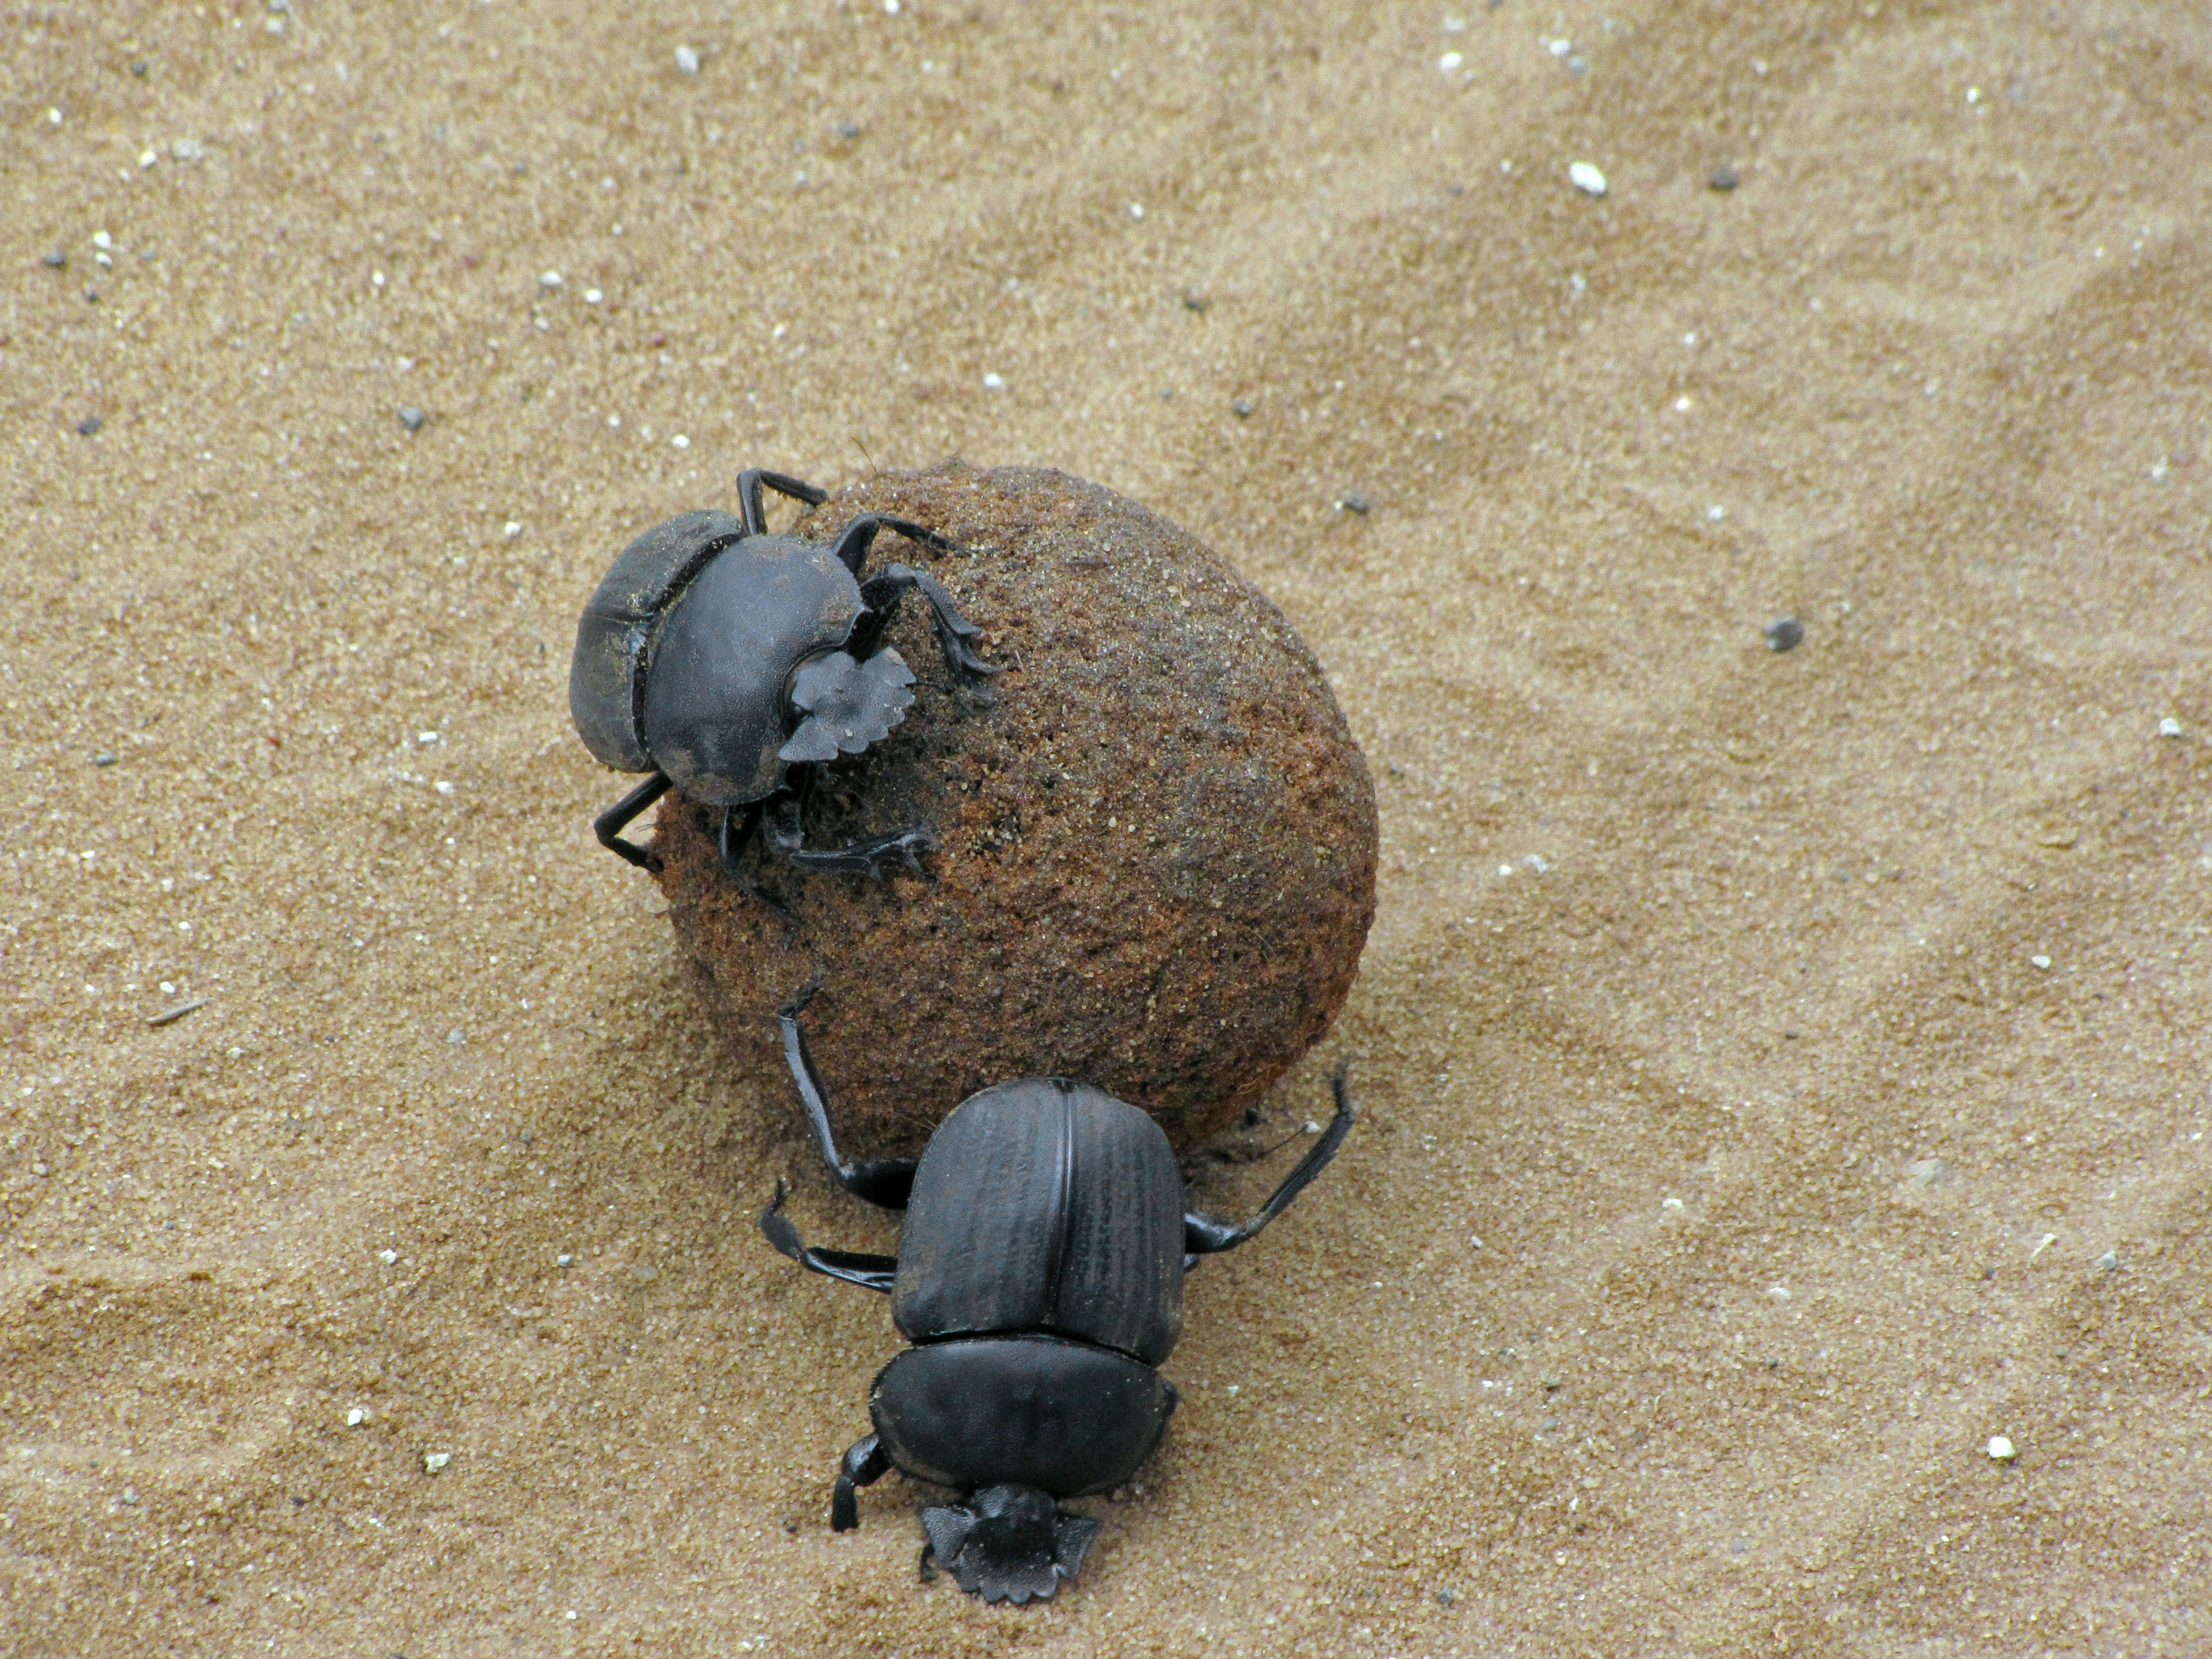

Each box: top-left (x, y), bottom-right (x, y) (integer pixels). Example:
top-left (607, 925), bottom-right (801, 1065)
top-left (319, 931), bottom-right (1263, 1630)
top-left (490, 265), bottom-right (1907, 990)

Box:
top-left (653, 462), bottom-right (1376, 1153)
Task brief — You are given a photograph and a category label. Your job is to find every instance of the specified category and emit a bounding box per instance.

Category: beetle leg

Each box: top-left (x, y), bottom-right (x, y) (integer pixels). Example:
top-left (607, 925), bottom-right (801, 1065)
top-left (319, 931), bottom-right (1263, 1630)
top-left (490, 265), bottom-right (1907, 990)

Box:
top-left (735, 467), bottom-right (827, 536)
top-left (760, 1180), bottom-right (900, 1291)
top-left (825, 512), bottom-right (959, 578)
top-left (592, 772), bottom-right (672, 870)
top-left (832, 1434), bottom-right (893, 1532)
top-left (764, 780), bottom-right (940, 883)
top-left (1183, 1063), bottom-right (1357, 1257)
top-left (778, 988), bottom-right (921, 1209)
top-left (854, 562), bottom-right (1001, 680)
top-left (715, 801), bottom-right (798, 924)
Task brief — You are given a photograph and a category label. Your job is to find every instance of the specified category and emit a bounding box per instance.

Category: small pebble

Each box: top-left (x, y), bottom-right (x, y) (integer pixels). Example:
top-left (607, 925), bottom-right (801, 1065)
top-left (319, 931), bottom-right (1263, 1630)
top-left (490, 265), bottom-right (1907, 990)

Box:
top-left (539, 270), bottom-right (564, 289)
top-left (131, 60), bottom-right (148, 77)
top-left (1763, 616), bottom-right (1804, 652)
top-left (982, 372), bottom-right (1005, 390)
top-left (398, 406), bottom-right (427, 432)
top-left (447, 1027), bottom-right (467, 1044)
top-left (1439, 52), bottom-right (1464, 71)
top-left (503, 521), bottom-right (523, 538)
top-left (1710, 164), bottom-right (1740, 191)
top-left (346, 1407), bottom-right (367, 1427)
top-left (1907, 1158), bottom-right (1952, 1187)
top-left (2157, 717), bottom-right (2183, 738)
top-left (675, 44), bottom-right (702, 75)
top-left (93, 752), bottom-right (118, 767)
top-left (2094, 1249), bottom-right (2119, 1271)
top-left (122, 1486), bottom-right (139, 1504)
top-left (1231, 396), bottom-right (1253, 417)
top-left (1568, 161), bottom-right (1608, 196)
top-left (169, 137), bottom-right (204, 162)
top-left (76, 416), bottom-right (103, 437)
top-left (41, 250), bottom-right (66, 269)
top-left (584, 287), bottom-right (604, 304)
top-left (836, 120), bottom-right (863, 140)
top-left (556, 1252), bottom-right (574, 1268)
top-left (378, 1248), bottom-right (400, 1265)
top-left (422, 1452), bottom-right (450, 1475)
top-left (2029, 955), bottom-right (2052, 971)
top-left (1338, 491), bottom-right (1370, 514)
top-left (1986, 1435), bottom-right (2016, 1461)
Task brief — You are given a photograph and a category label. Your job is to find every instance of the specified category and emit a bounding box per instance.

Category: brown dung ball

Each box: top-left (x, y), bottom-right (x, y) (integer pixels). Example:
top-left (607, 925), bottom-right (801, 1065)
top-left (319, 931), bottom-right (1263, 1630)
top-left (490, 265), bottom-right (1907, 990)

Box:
top-left (652, 462), bottom-right (1376, 1153)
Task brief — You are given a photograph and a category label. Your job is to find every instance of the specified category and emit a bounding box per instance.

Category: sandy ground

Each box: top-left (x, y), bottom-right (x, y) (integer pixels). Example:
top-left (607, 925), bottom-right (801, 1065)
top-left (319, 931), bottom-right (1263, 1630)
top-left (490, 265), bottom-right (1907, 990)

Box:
top-left (4, 1), bottom-right (2210, 1654)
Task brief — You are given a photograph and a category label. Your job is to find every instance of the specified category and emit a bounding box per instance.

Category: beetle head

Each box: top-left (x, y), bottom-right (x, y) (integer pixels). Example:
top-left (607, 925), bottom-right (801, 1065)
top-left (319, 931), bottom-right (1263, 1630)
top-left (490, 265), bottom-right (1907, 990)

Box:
top-left (779, 647), bottom-right (916, 765)
top-left (921, 1484), bottom-right (1099, 1604)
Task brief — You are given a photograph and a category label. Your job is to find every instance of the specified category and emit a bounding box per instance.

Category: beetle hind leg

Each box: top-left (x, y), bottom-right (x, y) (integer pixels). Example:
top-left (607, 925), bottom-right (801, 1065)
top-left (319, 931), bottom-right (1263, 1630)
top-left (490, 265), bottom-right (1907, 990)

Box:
top-left (593, 773), bottom-right (673, 870)
top-left (736, 467), bottom-right (827, 536)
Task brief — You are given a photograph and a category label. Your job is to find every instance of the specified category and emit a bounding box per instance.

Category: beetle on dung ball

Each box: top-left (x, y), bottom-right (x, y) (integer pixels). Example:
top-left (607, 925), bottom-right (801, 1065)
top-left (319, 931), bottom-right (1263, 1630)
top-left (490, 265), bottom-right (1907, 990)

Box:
top-left (568, 467), bottom-right (998, 886)
top-left (759, 978), bottom-right (1356, 1603)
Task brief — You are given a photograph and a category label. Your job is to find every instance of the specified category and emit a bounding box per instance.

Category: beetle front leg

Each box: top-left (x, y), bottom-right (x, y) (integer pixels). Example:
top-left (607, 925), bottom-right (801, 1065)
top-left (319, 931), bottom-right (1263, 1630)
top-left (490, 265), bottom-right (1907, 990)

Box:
top-left (851, 563), bottom-right (1000, 681)
top-left (832, 1433), bottom-right (893, 1532)
top-left (592, 772), bottom-right (672, 870)
top-left (763, 781), bottom-right (938, 884)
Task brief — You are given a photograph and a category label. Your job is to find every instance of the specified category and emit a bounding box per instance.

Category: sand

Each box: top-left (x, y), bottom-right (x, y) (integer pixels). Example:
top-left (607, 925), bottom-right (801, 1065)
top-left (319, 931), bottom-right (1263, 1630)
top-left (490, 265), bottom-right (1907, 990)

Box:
top-left (3, 1), bottom-right (2209, 1654)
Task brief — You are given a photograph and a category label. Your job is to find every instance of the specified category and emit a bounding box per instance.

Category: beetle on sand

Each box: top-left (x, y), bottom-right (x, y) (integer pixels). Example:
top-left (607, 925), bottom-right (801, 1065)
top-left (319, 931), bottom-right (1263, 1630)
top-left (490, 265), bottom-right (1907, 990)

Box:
top-left (760, 978), bottom-right (1356, 1603)
top-left (569, 467), bottom-right (998, 885)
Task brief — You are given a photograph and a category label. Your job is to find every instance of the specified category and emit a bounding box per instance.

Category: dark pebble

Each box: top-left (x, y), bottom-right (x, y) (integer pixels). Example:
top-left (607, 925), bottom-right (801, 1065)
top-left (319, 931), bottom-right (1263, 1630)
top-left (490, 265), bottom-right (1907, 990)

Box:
top-left (1338, 491), bottom-right (1370, 514)
top-left (84, 289), bottom-right (100, 304)
top-left (1763, 616), bottom-right (1804, 653)
top-left (76, 416), bottom-right (103, 437)
top-left (41, 250), bottom-right (67, 270)
top-left (1710, 164), bottom-right (1740, 191)
top-left (1180, 290), bottom-right (1209, 312)
top-left (397, 406), bottom-right (427, 432)
top-left (836, 120), bottom-right (862, 140)
top-left (131, 60), bottom-right (149, 77)
top-left (1230, 396), bottom-right (1253, 417)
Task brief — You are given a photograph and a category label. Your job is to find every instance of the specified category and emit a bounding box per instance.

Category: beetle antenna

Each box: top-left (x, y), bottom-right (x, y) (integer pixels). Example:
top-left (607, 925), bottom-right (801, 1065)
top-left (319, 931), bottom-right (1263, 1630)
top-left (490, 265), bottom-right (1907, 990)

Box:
top-left (851, 433), bottom-right (880, 479)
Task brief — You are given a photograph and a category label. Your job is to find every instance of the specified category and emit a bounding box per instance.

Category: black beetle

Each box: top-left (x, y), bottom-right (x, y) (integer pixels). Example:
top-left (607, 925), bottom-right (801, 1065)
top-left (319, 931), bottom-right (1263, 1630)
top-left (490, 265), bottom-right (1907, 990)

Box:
top-left (569, 467), bottom-right (998, 884)
top-left (759, 982), bottom-right (1355, 1603)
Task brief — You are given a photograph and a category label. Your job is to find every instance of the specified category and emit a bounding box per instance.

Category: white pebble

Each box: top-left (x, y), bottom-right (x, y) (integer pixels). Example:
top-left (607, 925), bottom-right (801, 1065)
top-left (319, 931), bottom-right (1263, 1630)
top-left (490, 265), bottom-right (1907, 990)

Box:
top-left (1304, 1120), bottom-right (1323, 1135)
top-left (539, 270), bottom-right (564, 289)
top-left (171, 138), bottom-right (205, 162)
top-left (1706, 505), bottom-right (1728, 522)
top-left (422, 1452), bottom-right (450, 1474)
top-left (371, 270), bottom-right (386, 288)
top-left (1497, 863), bottom-right (1514, 877)
top-left (93, 230), bottom-right (113, 251)
top-left (2029, 955), bottom-right (2052, 971)
top-left (1127, 202), bottom-right (1146, 219)
top-left (434, 781), bottom-right (455, 796)
top-left (982, 372), bottom-right (1006, 389)
top-left (503, 521), bottom-right (522, 538)
top-left (1545, 37), bottom-right (1573, 56)
top-left (556, 1252), bottom-right (574, 1268)
top-left (884, 0), bottom-right (899, 12)
top-left (1986, 1435), bottom-right (2015, 1461)
top-left (346, 1407), bottom-right (367, 1427)
top-left (584, 287), bottom-right (604, 304)
top-left (47, 107), bottom-right (62, 124)
top-left (2158, 717), bottom-right (2183, 738)
top-left (1675, 395), bottom-right (1694, 412)
top-left (139, 149), bottom-right (160, 168)
top-left (378, 1248), bottom-right (399, 1265)
top-left (1662, 1196), bottom-right (1685, 1211)
top-left (417, 730), bottom-right (441, 745)
top-left (672, 434), bottom-right (690, 449)
top-left (1439, 51), bottom-right (1463, 71)
top-left (675, 44), bottom-right (702, 75)
top-left (1568, 161), bottom-right (1608, 196)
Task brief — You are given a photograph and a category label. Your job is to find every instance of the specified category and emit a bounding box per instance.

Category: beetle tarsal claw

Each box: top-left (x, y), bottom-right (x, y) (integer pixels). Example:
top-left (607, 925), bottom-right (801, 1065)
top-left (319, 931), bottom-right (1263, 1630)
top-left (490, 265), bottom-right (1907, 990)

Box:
top-left (781, 649), bottom-right (916, 763)
top-left (922, 1487), bottom-right (1099, 1604)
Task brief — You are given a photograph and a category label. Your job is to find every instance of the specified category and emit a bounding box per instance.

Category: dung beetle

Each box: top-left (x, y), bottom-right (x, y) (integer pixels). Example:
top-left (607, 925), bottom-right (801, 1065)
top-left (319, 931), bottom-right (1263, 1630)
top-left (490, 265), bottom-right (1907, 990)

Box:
top-left (569, 467), bottom-right (999, 884)
top-left (759, 982), bottom-right (1355, 1603)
